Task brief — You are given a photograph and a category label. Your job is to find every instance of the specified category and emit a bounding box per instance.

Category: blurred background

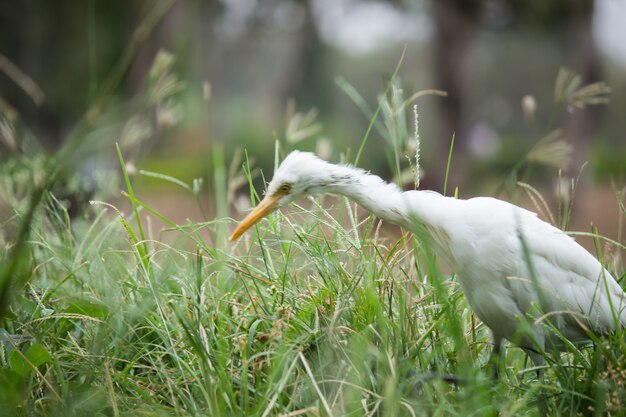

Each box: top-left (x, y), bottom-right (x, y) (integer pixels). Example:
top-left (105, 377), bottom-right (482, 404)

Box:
top-left (1, 0), bottom-right (625, 247)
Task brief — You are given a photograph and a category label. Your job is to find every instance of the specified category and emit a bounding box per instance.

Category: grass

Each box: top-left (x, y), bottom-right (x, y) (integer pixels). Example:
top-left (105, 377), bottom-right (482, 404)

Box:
top-left (1, 142), bottom-right (625, 416)
top-left (1, 45), bottom-right (625, 415)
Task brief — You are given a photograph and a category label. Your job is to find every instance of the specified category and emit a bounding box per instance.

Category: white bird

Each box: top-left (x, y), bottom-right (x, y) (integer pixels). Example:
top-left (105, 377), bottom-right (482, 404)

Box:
top-left (231, 151), bottom-right (626, 372)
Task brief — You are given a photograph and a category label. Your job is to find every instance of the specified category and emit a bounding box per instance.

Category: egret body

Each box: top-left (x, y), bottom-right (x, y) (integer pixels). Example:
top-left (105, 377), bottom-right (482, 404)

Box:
top-left (231, 151), bottom-right (626, 368)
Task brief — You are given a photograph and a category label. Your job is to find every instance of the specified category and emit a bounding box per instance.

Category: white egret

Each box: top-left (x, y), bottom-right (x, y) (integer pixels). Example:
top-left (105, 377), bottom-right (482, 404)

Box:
top-left (231, 151), bottom-right (626, 371)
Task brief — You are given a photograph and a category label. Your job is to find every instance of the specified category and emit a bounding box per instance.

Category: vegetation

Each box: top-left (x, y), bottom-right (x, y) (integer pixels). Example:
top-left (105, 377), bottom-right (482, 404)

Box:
top-left (2, 142), bottom-right (625, 416)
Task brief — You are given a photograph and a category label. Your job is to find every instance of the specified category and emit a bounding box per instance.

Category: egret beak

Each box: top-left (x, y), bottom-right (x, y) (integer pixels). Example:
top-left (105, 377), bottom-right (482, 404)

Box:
top-left (230, 193), bottom-right (282, 241)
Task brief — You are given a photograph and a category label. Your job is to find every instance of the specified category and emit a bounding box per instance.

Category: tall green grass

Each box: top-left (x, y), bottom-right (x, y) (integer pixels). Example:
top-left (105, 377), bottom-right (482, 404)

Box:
top-left (3, 143), bottom-right (624, 416)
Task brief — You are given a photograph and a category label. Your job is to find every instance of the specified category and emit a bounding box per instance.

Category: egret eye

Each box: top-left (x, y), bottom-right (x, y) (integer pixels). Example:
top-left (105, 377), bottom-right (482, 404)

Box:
top-left (279, 184), bottom-right (291, 193)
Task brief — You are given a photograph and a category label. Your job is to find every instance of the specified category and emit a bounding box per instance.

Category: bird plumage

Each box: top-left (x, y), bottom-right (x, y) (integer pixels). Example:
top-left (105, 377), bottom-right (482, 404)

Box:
top-left (232, 151), bottom-right (626, 367)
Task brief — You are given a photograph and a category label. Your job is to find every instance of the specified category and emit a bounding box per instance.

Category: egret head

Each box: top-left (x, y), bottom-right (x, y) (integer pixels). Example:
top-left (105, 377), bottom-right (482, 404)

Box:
top-left (230, 151), bottom-right (333, 240)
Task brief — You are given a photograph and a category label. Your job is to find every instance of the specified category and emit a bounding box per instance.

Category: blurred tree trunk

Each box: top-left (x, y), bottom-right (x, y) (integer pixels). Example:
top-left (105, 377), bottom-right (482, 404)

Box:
top-left (290, 0), bottom-right (327, 113)
top-left (432, 0), bottom-right (480, 147)
top-left (564, 1), bottom-right (601, 173)
top-left (431, 0), bottom-right (480, 189)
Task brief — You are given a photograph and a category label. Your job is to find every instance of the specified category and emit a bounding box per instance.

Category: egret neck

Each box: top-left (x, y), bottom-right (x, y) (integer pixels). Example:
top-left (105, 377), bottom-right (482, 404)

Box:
top-left (318, 163), bottom-right (408, 226)
top-left (315, 163), bottom-right (460, 264)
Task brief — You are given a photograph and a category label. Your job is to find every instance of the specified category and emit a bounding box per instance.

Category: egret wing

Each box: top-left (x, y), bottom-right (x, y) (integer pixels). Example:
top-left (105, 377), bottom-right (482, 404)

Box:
top-left (507, 207), bottom-right (626, 337)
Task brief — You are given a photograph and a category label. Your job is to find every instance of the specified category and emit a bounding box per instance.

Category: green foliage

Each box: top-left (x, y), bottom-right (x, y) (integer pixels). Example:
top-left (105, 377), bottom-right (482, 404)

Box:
top-left (469, 66), bottom-right (614, 201)
top-left (335, 52), bottom-right (447, 189)
top-left (554, 67), bottom-right (611, 109)
top-left (1, 140), bottom-right (624, 416)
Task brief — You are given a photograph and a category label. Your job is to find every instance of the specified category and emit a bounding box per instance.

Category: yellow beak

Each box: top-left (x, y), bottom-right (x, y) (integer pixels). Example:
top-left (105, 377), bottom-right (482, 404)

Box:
top-left (230, 193), bottom-right (282, 241)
